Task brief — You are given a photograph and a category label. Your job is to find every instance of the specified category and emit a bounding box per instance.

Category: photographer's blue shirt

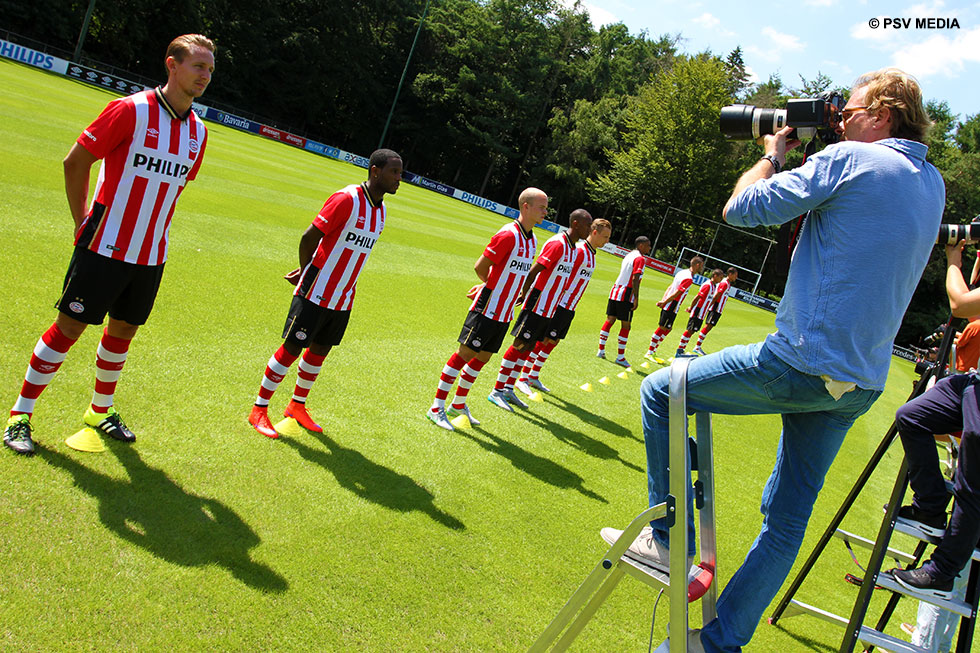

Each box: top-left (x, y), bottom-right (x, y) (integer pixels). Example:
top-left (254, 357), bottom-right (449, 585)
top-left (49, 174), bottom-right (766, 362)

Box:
top-left (726, 138), bottom-right (945, 390)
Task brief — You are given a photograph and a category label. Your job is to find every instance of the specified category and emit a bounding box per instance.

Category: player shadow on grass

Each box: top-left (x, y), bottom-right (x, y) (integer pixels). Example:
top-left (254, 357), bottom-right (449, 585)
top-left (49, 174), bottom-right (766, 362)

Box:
top-left (280, 432), bottom-right (465, 531)
top-left (38, 443), bottom-right (288, 593)
top-left (508, 409), bottom-right (644, 474)
top-left (456, 426), bottom-right (606, 502)
top-left (543, 394), bottom-right (640, 441)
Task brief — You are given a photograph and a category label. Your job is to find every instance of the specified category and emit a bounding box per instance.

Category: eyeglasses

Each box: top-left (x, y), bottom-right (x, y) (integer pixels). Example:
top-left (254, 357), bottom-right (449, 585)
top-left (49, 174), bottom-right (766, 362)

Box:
top-left (841, 106), bottom-right (870, 121)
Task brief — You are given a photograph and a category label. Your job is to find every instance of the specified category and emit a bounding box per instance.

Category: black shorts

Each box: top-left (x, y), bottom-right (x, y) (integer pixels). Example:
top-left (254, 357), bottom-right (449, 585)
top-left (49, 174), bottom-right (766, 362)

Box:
top-left (606, 297), bottom-right (634, 323)
top-left (510, 307), bottom-right (551, 345)
top-left (705, 310), bottom-right (722, 326)
top-left (282, 295), bottom-right (350, 348)
top-left (686, 315), bottom-right (705, 333)
top-left (546, 307), bottom-right (576, 341)
top-left (658, 307), bottom-right (680, 330)
top-left (458, 310), bottom-right (509, 354)
top-left (56, 246), bottom-right (165, 325)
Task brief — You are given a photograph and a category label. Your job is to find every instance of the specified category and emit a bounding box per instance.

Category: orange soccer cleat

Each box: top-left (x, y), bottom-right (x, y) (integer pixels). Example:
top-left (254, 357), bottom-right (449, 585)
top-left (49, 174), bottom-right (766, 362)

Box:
top-left (248, 405), bottom-right (279, 439)
top-left (284, 400), bottom-right (323, 433)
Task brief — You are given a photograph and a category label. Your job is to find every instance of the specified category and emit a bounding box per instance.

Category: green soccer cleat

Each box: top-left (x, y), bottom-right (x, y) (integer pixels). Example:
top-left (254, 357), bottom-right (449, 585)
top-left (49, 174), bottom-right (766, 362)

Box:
top-left (84, 406), bottom-right (136, 442)
top-left (4, 414), bottom-right (35, 455)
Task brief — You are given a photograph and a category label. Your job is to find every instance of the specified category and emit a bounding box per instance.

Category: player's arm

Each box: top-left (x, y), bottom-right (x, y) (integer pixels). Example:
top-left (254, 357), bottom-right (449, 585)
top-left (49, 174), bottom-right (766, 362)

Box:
top-left (516, 262), bottom-right (548, 305)
top-left (630, 271), bottom-right (642, 310)
top-left (63, 143), bottom-right (99, 233)
top-left (474, 255), bottom-right (492, 282)
top-left (285, 223), bottom-right (326, 285)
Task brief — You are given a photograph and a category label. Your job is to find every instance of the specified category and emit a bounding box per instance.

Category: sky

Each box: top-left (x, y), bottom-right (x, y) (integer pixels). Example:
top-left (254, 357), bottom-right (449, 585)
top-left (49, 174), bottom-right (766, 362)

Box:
top-left (566, 0), bottom-right (980, 123)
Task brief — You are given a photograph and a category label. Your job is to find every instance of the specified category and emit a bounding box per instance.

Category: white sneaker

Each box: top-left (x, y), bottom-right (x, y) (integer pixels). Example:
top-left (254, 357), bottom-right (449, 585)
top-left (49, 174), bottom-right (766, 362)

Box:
top-left (596, 350), bottom-right (606, 359)
top-left (447, 404), bottom-right (480, 427)
top-left (426, 407), bottom-right (454, 431)
top-left (503, 388), bottom-right (529, 409)
top-left (515, 379), bottom-right (534, 397)
top-left (487, 390), bottom-right (514, 412)
top-left (654, 629), bottom-right (705, 653)
top-left (693, 346), bottom-right (706, 356)
top-left (528, 377), bottom-right (550, 393)
top-left (600, 526), bottom-right (695, 578)
top-left (614, 356), bottom-right (630, 368)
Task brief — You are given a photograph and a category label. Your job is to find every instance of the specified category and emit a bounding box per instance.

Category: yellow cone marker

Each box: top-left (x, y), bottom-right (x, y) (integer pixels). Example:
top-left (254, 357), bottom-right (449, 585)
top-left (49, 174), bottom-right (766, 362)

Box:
top-left (65, 427), bottom-right (105, 453)
top-left (598, 376), bottom-right (611, 385)
top-left (450, 414), bottom-right (472, 429)
top-left (273, 417), bottom-right (302, 437)
top-left (617, 371), bottom-right (629, 380)
top-left (528, 391), bottom-right (543, 403)
top-left (640, 361), bottom-right (650, 369)
top-left (580, 382), bottom-right (593, 392)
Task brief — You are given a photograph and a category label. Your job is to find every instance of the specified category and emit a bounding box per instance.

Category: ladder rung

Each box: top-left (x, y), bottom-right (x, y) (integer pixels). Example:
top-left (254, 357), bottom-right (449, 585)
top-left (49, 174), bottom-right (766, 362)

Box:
top-left (893, 519), bottom-right (980, 561)
top-left (875, 572), bottom-right (977, 617)
top-left (833, 528), bottom-right (916, 565)
top-left (777, 600), bottom-right (930, 652)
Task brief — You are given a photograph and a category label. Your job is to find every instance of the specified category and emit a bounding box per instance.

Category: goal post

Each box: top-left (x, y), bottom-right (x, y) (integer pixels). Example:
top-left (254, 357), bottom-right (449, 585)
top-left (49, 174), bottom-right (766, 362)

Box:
top-left (677, 247), bottom-right (762, 297)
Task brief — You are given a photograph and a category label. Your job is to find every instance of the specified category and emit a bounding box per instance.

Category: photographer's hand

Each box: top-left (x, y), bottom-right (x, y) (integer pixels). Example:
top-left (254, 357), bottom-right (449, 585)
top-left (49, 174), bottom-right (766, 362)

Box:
top-left (946, 239), bottom-right (965, 269)
top-left (759, 126), bottom-right (803, 169)
top-left (723, 126), bottom-right (801, 220)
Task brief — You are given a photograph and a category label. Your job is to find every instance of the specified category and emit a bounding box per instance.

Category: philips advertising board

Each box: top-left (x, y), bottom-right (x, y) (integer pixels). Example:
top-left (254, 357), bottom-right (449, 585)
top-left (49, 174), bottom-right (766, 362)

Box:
top-left (0, 39), bottom-right (69, 75)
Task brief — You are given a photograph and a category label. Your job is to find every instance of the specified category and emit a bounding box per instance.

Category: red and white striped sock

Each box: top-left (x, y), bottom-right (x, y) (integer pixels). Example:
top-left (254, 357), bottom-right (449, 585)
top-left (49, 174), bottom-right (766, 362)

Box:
top-left (432, 353), bottom-right (466, 411)
top-left (531, 342), bottom-right (556, 380)
top-left (520, 347), bottom-right (539, 380)
top-left (495, 347), bottom-right (521, 391)
top-left (696, 329), bottom-right (708, 348)
top-left (648, 327), bottom-right (669, 353)
top-left (506, 350), bottom-right (529, 390)
top-left (617, 326), bottom-right (630, 359)
top-left (677, 330), bottom-right (693, 352)
top-left (292, 350), bottom-right (327, 404)
top-left (451, 358), bottom-right (486, 410)
top-left (91, 331), bottom-right (132, 413)
top-left (11, 323), bottom-right (78, 417)
top-left (598, 319), bottom-right (614, 353)
top-left (256, 345), bottom-right (299, 407)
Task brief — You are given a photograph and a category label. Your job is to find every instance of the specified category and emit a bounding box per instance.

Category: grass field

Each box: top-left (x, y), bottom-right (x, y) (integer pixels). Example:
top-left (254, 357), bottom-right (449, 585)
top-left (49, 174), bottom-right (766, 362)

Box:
top-left (0, 57), bottom-right (964, 651)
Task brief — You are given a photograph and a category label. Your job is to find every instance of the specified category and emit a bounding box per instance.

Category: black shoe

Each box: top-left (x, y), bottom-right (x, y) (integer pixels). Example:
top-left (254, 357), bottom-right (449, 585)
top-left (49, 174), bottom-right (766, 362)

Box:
top-left (890, 567), bottom-right (955, 600)
top-left (84, 407), bottom-right (136, 442)
top-left (3, 415), bottom-right (35, 455)
top-left (896, 504), bottom-right (947, 538)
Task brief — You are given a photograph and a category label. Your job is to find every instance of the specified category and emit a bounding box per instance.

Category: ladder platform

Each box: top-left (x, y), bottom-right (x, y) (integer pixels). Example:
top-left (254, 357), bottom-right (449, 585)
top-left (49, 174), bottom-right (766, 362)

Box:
top-left (875, 571), bottom-right (976, 618)
top-left (614, 553), bottom-right (715, 603)
top-left (833, 528), bottom-right (916, 565)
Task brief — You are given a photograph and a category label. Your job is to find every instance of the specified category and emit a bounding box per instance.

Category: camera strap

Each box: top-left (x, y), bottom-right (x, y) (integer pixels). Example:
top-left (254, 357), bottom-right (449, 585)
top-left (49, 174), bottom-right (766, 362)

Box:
top-left (787, 140), bottom-right (820, 260)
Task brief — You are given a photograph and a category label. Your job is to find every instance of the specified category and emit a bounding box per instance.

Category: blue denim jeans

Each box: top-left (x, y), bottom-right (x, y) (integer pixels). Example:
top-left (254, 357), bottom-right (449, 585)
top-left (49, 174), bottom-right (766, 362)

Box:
top-left (640, 341), bottom-right (881, 652)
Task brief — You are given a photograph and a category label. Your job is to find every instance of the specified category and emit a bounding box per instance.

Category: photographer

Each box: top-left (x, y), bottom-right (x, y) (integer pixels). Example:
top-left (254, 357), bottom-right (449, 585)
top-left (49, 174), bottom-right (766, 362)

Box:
top-left (889, 242), bottom-right (980, 610)
top-left (606, 68), bottom-right (945, 652)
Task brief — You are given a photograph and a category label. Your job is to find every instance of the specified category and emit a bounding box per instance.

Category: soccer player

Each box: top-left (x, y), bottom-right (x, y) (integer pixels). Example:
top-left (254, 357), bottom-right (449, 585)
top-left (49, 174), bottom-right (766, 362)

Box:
top-left (675, 268), bottom-right (723, 357)
top-left (518, 219), bottom-right (613, 393)
top-left (425, 188), bottom-right (548, 430)
top-left (597, 236), bottom-right (652, 367)
top-left (3, 34), bottom-right (216, 455)
top-left (645, 256), bottom-right (705, 360)
top-left (486, 208), bottom-right (592, 404)
top-left (693, 267), bottom-right (738, 355)
top-left (247, 149), bottom-right (403, 438)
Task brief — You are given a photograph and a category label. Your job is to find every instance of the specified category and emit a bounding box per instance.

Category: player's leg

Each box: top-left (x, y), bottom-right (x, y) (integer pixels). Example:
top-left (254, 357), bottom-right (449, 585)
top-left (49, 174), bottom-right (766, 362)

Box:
top-left (4, 313), bottom-right (86, 455)
top-left (448, 347), bottom-right (491, 426)
top-left (493, 336), bottom-right (530, 409)
top-left (676, 317), bottom-right (700, 356)
top-left (527, 339), bottom-right (558, 392)
top-left (646, 309), bottom-right (674, 357)
top-left (284, 322), bottom-right (340, 433)
top-left (428, 343), bottom-right (471, 431)
top-left (598, 301), bottom-right (617, 358)
top-left (615, 320), bottom-right (631, 366)
top-left (249, 296), bottom-right (317, 438)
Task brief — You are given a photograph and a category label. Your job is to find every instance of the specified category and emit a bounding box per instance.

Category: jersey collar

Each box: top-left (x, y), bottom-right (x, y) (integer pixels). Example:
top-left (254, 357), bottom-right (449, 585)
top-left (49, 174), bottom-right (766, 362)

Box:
top-left (515, 219), bottom-right (533, 239)
top-left (154, 87), bottom-right (193, 121)
top-left (583, 239), bottom-right (596, 255)
top-left (360, 182), bottom-right (382, 208)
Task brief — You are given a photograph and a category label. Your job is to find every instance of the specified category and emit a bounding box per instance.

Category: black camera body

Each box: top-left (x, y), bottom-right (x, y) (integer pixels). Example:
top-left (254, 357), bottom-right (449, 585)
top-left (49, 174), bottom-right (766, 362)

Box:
top-left (720, 91), bottom-right (845, 145)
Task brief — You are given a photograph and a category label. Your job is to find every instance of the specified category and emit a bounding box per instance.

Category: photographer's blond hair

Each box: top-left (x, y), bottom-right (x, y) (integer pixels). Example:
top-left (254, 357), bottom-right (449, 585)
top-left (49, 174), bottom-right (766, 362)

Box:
top-left (166, 34), bottom-right (216, 62)
top-left (852, 68), bottom-right (931, 143)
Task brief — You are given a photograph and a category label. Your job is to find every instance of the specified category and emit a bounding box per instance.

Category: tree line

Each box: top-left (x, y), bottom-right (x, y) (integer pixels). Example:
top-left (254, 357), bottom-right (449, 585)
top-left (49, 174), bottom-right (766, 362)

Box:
top-left (4, 0), bottom-right (979, 344)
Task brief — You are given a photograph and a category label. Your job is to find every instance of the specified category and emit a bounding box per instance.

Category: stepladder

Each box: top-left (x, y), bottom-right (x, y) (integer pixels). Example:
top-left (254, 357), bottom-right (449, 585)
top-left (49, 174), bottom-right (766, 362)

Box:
top-left (529, 356), bottom-right (718, 652)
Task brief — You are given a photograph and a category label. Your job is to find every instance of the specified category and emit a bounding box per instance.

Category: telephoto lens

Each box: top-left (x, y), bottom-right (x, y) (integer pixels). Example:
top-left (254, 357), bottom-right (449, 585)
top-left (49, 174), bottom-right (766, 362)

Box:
top-left (937, 223), bottom-right (980, 245)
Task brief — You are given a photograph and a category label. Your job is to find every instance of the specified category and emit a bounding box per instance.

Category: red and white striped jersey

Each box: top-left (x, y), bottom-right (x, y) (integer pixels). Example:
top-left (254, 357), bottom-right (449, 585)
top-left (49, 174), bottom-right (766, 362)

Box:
top-left (660, 268), bottom-right (695, 313)
top-left (470, 221), bottom-right (537, 322)
top-left (557, 240), bottom-right (597, 311)
top-left (529, 232), bottom-right (575, 318)
top-left (295, 183), bottom-right (386, 311)
top-left (74, 88), bottom-right (207, 266)
top-left (712, 278), bottom-right (733, 313)
top-left (689, 282), bottom-right (716, 320)
top-left (609, 249), bottom-right (646, 301)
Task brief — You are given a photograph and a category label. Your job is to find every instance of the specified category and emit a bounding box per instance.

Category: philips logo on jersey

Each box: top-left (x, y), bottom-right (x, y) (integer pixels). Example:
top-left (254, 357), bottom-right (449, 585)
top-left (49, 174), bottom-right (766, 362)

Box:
top-left (509, 260), bottom-right (532, 272)
top-left (345, 231), bottom-right (378, 251)
top-left (557, 263), bottom-right (573, 275)
top-left (132, 152), bottom-right (191, 180)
